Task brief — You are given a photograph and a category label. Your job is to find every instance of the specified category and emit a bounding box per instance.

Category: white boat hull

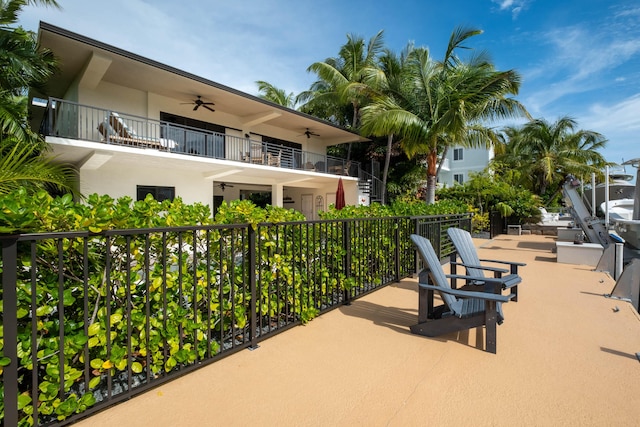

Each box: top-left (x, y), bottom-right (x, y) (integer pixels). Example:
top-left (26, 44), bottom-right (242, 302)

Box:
top-left (614, 219), bottom-right (640, 249)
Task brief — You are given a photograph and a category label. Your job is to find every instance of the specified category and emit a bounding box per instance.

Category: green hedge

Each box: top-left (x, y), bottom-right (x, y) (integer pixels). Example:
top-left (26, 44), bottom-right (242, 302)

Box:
top-left (0, 189), bottom-right (465, 425)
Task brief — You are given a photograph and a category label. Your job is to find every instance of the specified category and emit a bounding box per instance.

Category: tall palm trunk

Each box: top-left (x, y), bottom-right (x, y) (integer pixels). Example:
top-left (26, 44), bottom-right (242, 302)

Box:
top-left (381, 133), bottom-right (393, 204)
top-left (425, 149), bottom-right (439, 203)
top-left (346, 104), bottom-right (359, 161)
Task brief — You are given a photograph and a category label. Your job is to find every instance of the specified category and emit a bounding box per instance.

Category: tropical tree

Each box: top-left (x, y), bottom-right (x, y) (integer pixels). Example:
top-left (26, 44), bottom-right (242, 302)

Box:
top-left (0, 0), bottom-right (77, 195)
top-left (360, 27), bottom-right (528, 204)
top-left (300, 30), bottom-right (385, 159)
top-left (492, 116), bottom-right (609, 203)
top-left (0, 136), bottom-right (76, 194)
top-left (255, 80), bottom-right (298, 108)
top-left (361, 43), bottom-right (414, 203)
top-left (1, 0), bottom-right (59, 142)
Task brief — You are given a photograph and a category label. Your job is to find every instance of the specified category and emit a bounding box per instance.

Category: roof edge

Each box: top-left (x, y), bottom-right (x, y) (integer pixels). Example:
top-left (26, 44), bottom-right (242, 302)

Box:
top-left (38, 22), bottom-right (368, 142)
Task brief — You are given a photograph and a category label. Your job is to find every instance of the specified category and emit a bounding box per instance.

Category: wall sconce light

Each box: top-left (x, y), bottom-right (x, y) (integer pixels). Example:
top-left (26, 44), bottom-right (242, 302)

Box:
top-left (244, 133), bottom-right (250, 138)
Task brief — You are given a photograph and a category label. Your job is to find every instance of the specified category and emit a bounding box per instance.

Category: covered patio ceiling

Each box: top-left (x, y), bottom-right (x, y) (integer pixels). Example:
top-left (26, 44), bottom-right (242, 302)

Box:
top-left (48, 137), bottom-right (355, 189)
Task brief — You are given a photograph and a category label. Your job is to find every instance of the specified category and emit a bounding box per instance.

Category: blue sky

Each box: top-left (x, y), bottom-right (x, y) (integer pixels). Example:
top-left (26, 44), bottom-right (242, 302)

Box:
top-left (17, 0), bottom-right (640, 165)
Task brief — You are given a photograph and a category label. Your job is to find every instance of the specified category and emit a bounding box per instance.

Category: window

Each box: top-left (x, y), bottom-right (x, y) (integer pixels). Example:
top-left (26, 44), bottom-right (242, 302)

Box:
top-left (453, 148), bottom-right (463, 161)
top-left (160, 112), bottom-right (226, 157)
top-left (137, 185), bottom-right (175, 202)
top-left (453, 174), bottom-right (464, 184)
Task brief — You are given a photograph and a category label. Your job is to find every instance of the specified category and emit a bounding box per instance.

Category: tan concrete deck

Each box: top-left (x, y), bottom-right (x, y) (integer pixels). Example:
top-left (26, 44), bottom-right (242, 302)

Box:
top-left (77, 234), bottom-right (640, 426)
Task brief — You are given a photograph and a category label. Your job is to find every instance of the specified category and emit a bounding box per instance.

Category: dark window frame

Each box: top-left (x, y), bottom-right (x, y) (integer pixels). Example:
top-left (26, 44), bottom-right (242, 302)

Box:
top-left (137, 185), bottom-right (175, 202)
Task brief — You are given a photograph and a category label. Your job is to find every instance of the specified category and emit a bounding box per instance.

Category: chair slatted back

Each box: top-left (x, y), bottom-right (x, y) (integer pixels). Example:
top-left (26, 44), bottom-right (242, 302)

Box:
top-left (410, 234), bottom-right (463, 315)
top-left (447, 227), bottom-right (485, 278)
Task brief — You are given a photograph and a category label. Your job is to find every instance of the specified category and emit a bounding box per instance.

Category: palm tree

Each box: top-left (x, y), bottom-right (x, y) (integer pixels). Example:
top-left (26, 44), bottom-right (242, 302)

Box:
top-left (300, 30), bottom-right (385, 159)
top-left (360, 27), bottom-right (528, 203)
top-left (0, 0), bottom-right (77, 196)
top-left (360, 44), bottom-right (414, 203)
top-left (493, 116), bottom-right (609, 202)
top-left (0, 137), bottom-right (77, 195)
top-left (255, 80), bottom-right (298, 108)
top-left (1, 0), bottom-right (59, 142)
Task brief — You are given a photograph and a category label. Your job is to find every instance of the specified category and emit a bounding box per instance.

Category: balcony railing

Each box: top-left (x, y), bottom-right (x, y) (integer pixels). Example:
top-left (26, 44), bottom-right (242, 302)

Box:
top-left (39, 98), bottom-right (385, 202)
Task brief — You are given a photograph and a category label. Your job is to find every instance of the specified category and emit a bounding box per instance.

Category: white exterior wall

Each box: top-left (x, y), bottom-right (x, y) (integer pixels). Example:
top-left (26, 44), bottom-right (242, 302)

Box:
top-left (77, 81), bottom-right (327, 155)
top-left (80, 161), bottom-right (213, 206)
top-left (78, 155), bottom-right (355, 219)
top-left (438, 146), bottom-right (493, 187)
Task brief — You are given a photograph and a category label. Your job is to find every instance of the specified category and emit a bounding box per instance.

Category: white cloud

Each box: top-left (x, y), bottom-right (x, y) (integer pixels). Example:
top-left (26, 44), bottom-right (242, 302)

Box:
top-left (521, 19), bottom-right (640, 113)
top-left (577, 94), bottom-right (640, 162)
top-left (491, 0), bottom-right (529, 19)
top-left (18, 0), bottom-right (333, 96)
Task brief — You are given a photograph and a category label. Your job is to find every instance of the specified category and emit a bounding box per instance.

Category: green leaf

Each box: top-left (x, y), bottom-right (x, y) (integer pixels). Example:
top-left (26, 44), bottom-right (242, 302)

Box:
top-left (110, 313), bottom-right (123, 325)
top-left (63, 289), bottom-right (76, 306)
top-left (18, 393), bottom-right (32, 410)
top-left (131, 361), bottom-right (143, 373)
top-left (88, 376), bottom-right (101, 390)
top-left (115, 358), bottom-right (127, 371)
top-left (87, 323), bottom-right (100, 336)
top-left (79, 392), bottom-right (96, 406)
top-left (90, 358), bottom-right (103, 369)
top-left (0, 356), bottom-right (10, 366)
top-left (165, 356), bottom-right (177, 372)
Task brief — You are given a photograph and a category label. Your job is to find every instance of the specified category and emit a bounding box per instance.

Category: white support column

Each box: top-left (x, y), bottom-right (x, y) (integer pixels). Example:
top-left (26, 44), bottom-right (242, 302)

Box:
top-left (272, 184), bottom-right (284, 207)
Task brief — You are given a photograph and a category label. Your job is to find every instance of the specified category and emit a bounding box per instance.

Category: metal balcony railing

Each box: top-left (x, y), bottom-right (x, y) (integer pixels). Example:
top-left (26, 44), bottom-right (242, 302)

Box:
top-left (40, 98), bottom-right (385, 203)
top-left (41, 98), bottom-right (358, 177)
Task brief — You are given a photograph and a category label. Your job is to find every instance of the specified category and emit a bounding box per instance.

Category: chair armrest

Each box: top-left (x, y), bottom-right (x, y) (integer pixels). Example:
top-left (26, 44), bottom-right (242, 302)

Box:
top-left (478, 258), bottom-right (527, 267)
top-left (450, 261), bottom-right (509, 274)
top-left (417, 282), bottom-right (515, 303)
top-left (446, 273), bottom-right (521, 290)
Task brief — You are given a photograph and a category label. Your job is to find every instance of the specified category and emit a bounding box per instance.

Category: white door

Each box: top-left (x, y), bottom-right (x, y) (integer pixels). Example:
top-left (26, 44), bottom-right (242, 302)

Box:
top-left (301, 194), bottom-right (313, 220)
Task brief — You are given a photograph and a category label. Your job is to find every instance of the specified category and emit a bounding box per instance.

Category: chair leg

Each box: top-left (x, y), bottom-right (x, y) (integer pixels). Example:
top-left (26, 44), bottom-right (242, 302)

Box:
top-left (485, 300), bottom-right (498, 354)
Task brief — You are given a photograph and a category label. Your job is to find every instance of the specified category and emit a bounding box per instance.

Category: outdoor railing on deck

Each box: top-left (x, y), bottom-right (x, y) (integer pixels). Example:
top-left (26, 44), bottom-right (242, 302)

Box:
top-left (0, 214), bottom-right (470, 426)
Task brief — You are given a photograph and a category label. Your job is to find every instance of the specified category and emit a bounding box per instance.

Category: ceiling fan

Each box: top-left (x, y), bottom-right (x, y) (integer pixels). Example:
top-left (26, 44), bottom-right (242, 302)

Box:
top-left (215, 182), bottom-right (234, 191)
top-left (301, 128), bottom-right (320, 139)
top-left (183, 95), bottom-right (215, 112)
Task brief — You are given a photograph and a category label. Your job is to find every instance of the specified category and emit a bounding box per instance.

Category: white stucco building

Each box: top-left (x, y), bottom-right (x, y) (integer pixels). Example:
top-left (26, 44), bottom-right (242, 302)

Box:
top-left (29, 23), bottom-right (382, 219)
top-left (438, 146), bottom-right (494, 187)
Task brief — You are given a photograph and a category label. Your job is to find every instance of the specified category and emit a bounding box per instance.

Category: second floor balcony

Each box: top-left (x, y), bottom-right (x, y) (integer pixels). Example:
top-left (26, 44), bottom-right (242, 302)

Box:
top-left (40, 98), bottom-right (361, 178)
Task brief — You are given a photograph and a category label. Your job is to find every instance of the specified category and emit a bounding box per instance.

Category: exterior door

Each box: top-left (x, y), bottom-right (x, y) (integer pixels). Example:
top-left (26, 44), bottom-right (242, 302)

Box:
top-left (301, 194), bottom-right (313, 220)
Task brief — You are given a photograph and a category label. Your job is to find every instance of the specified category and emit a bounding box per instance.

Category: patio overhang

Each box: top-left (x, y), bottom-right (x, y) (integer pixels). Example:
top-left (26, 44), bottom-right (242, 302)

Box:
top-left (47, 136), bottom-right (357, 189)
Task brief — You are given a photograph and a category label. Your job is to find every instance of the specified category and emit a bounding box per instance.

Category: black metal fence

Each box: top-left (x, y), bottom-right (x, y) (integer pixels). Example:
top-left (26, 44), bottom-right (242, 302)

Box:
top-left (1, 214), bottom-right (471, 426)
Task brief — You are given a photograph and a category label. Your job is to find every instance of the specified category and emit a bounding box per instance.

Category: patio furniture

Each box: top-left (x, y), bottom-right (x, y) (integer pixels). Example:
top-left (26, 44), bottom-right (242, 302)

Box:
top-left (250, 143), bottom-right (264, 164)
top-left (267, 150), bottom-right (281, 167)
top-left (410, 234), bottom-right (516, 353)
top-left (447, 227), bottom-right (525, 301)
top-left (98, 112), bottom-right (175, 150)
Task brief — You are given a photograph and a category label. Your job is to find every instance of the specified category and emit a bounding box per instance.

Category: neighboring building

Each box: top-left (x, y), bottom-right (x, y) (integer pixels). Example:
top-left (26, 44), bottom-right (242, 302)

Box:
top-left (29, 23), bottom-right (381, 219)
top-left (437, 146), bottom-right (493, 187)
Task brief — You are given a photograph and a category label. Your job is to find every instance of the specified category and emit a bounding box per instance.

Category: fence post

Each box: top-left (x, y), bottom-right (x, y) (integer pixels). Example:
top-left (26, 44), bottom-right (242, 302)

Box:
top-left (394, 218), bottom-right (401, 282)
top-left (2, 236), bottom-right (19, 426)
top-left (343, 221), bottom-right (352, 305)
top-left (248, 226), bottom-right (259, 350)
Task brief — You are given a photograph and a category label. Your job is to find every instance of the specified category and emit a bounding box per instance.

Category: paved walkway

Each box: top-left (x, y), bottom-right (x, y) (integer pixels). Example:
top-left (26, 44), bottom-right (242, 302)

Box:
top-left (76, 234), bottom-right (640, 426)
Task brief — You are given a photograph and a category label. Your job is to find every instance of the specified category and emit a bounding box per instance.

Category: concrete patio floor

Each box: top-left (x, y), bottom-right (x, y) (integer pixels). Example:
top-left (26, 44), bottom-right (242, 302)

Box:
top-left (76, 234), bottom-right (640, 426)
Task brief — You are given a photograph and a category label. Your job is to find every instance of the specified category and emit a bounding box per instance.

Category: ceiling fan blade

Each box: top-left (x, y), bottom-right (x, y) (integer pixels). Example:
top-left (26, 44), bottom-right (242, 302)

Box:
top-left (203, 104), bottom-right (215, 112)
top-left (193, 104), bottom-right (199, 111)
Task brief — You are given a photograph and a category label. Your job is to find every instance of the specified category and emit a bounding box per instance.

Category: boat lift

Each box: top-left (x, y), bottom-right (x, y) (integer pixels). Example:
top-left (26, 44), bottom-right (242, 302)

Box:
top-left (561, 175), bottom-right (614, 248)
